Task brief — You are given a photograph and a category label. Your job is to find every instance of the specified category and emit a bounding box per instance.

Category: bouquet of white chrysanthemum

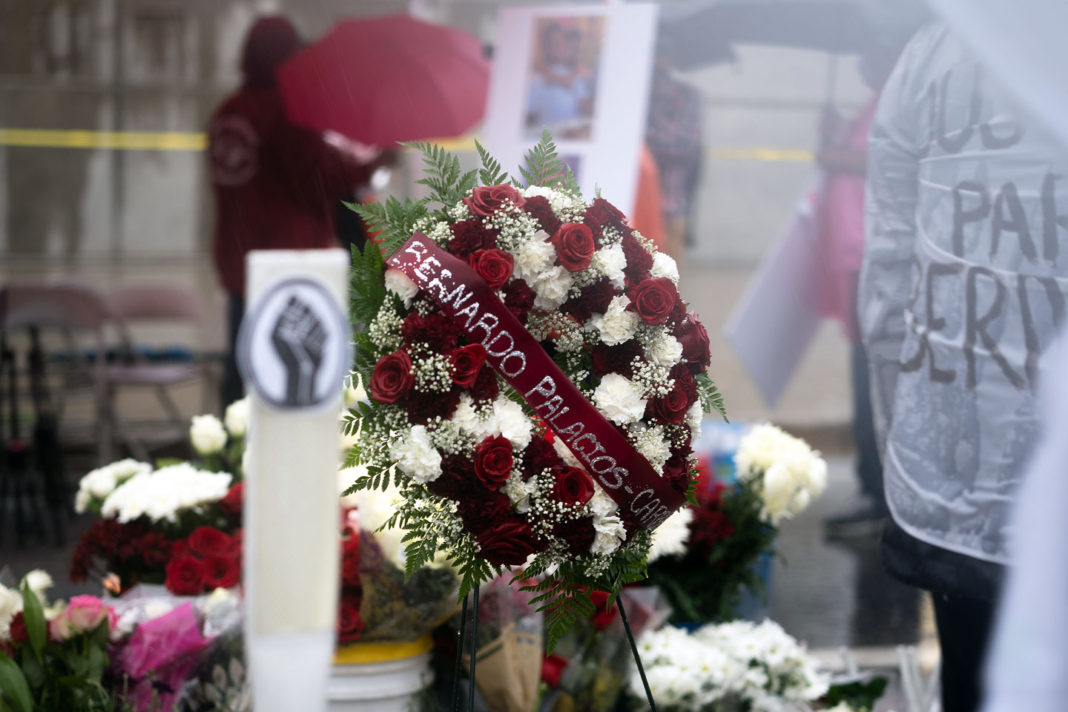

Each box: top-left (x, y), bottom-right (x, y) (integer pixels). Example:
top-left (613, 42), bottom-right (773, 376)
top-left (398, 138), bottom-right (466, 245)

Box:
top-left (734, 424), bottom-right (828, 525)
top-left (630, 620), bottom-right (830, 711)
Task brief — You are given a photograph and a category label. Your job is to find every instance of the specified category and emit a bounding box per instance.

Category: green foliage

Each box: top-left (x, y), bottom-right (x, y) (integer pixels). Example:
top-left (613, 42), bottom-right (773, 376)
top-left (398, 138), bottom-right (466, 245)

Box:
top-left (348, 197), bottom-right (428, 259)
top-left (341, 463), bottom-right (393, 494)
top-left (453, 544), bottom-right (498, 603)
top-left (0, 654), bottom-right (33, 712)
top-left (697, 372), bottom-right (728, 421)
top-left (403, 141), bottom-right (479, 210)
top-left (474, 139), bottom-right (511, 187)
top-left (349, 240), bottom-right (387, 332)
top-left (20, 585), bottom-right (45, 658)
top-left (824, 677), bottom-right (889, 711)
top-left (518, 129), bottom-right (567, 188)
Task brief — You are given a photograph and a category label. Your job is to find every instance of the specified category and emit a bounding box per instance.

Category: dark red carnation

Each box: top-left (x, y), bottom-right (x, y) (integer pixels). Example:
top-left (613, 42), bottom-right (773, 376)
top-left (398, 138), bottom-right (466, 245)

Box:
top-left (551, 466), bottom-right (595, 507)
top-left (448, 220), bottom-right (498, 258)
top-left (203, 555), bottom-right (241, 589)
top-left (589, 340), bottom-right (642, 378)
top-left (621, 232), bottom-right (653, 286)
top-left (553, 516), bottom-right (596, 556)
top-left (450, 343), bottom-right (488, 388)
top-left (370, 350), bottom-right (415, 404)
top-left (627, 278), bottom-right (681, 326)
top-left (219, 481), bottom-right (244, 519)
top-left (663, 452), bottom-right (692, 494)
top-left (674, 311), bottom-right (712, 373)
top-left (473, 436), bottom-right (514, 490)
top-left (427, 454), bottom-right (474, 500)
top-left (475, 518), bottom-right (541, 567)
top-left (165, 556), bottom-right (206, 596)
top-left (523, 195), bottom-right (562, 234)
top-left (341, 536), bottom-right (361, 586)
top-left (469, 248), bottom-right (514, 289)
top-left (137, 532), bottom-right (173, 569)
top-left (588, 590), bottom-right (618, 631)
top-left (337, 593), bottom-right (365, 644)
top-left (551, 223), bottom-right (596, 272)
top-left (470, 365), bottom-right (499, 402)
top-left (401, 313), bottom-right (460, 352)
top-left (463, 184), bottom-right (525, 217)
top-left (584, 198), bottom-right (627, 235)
top-left (459, 491), bottom-right (512, 534)
top-left (406, 387), bottom-right (462, 425)
top-left (188, 527), bottom-right (237, 558)
top-left (690, 509), bottom-right (734, 552)
top-left (8, 612), bottom-right (28, 645)
top-left (524, 437), bottom-right (562, 475)
top-left (561, 279), bottom-right (615, 322)
top-left (541, 653), bottom-right (569, 688)
top-left (502, 280), bottom-right (536, 322)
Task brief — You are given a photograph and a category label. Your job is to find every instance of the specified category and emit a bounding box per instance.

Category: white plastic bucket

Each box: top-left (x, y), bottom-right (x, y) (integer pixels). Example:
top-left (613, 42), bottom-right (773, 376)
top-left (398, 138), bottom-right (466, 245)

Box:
top-left (328, 638), bottom-right (434, 711)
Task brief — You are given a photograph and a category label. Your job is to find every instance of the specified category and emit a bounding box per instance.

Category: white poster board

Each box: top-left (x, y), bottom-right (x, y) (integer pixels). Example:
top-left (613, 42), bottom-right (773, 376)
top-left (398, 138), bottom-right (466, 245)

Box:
top-left (725, 199), bottom-right (823, 407)
top-left (482, 3), bottom-right (658, 214)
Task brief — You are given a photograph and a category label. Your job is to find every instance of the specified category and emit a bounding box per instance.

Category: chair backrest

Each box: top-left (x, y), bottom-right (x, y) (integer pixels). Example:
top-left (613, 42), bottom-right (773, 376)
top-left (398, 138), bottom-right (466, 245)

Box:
top-left (1, 282), bottom-right (113, 332)
top-left (107, 284), bottom-right (205, 322)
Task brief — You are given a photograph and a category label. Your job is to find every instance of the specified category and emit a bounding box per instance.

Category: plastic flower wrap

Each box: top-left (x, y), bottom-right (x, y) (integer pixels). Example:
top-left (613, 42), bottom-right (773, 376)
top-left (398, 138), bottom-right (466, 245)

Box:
top-left (344, 133), bottom-right (725, 645)
top-left (630, 620), bottom-right (829, 711)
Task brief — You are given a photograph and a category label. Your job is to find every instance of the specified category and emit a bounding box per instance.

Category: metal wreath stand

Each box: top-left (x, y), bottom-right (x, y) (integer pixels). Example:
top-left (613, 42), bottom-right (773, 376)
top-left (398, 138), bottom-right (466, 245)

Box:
top-left (448, 582), bottom-right (659, 712)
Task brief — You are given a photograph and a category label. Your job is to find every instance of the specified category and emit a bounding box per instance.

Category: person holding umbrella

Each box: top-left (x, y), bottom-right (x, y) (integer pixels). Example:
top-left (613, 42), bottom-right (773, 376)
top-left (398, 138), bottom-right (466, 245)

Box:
top-left (208, 16), bottom-right (381, 408)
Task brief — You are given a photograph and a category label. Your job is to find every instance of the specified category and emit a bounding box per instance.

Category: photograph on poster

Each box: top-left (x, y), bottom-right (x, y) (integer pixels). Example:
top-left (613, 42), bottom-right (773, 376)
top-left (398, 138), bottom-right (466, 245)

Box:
top-left (523, 16), bottom-right (605, 140)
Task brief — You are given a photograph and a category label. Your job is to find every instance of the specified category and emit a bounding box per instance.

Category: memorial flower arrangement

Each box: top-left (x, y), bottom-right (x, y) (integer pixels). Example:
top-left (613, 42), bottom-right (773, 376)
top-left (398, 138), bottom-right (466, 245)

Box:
top-left (648, 426), bottom-right (828, 623)
top-left (344, 132), bottom-right (725, 645)
top-left (628, 620), bottom-right (829, 712)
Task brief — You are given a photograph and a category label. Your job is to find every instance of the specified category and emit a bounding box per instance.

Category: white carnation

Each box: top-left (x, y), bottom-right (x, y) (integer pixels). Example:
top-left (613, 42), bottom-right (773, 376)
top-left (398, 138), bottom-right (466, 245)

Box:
top-left (0, 586), bottom-right (23, 639)
top-left (650, 252), bottom-right (680, 282)
top-left (590, 295), bottom-right (640, 345)
top-left (22, 570), bottom-right (53, 597)
top-left (503, 473), bottom-right (535, 513)
top-left (646, 332), bottom-right (684, 367)
top-left (648, 507), bottom-right (693, 563)
top-left (513, 233), bottom-right (555, 283)
top-left (493, 397), bottom-right (532, 449)
top-left (190, 414), bottom-right (227, 455)
top-left (635, 425), bottom-right (672, 471)
top-left (588, 487), bottom-right (619, 517)
top-left (451, 395), bottom-right (482, 435)
top-left (532, 265), bottom-right (573, 310)
top-left (385, 268), bottom-right (419, 305)
top-left (734, 424), bottom-right (827, 521)
top-left (686, 401), bottom-right (704, 440)
top-left (224, 398), bottom-right (249, 438)
top-left (391, 425), bottom-right (442, 484)
top-left (77, 458), bottom-right (151, 503)
top-left (591, 514), bottom-right (626, 555)
top-left (593, 374), bottom-right (647, 425)
top-left (596, 244), bottom-right (627, 289)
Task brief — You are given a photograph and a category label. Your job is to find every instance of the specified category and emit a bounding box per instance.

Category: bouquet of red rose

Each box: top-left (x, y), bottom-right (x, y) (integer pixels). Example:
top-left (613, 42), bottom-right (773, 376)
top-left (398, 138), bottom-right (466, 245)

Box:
top-left (344, 132), bottom-right (725, 646)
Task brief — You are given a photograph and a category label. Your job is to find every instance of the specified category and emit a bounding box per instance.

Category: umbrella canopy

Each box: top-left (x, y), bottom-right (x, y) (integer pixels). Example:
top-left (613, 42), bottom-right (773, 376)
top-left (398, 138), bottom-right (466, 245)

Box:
top-left (278, 14), bottom-right (490, 146)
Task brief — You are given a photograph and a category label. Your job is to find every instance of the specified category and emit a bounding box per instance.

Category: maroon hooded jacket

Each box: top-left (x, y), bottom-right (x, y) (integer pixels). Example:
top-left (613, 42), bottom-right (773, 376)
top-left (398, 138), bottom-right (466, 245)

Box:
top-left (209, 16), bottom-right (370, 297)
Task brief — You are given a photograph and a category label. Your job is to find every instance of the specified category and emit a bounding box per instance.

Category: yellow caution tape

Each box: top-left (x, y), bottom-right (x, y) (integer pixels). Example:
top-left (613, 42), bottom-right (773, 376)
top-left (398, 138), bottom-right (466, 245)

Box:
top-left (0, 128), bottom-right (813, 162)
top-left (332, 634), bottom-right (434, 664)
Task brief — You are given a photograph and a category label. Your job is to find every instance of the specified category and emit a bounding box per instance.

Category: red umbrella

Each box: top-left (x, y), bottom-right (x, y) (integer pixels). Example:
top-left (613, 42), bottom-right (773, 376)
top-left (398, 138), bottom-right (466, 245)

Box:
top-left (277, 14), bottom-right (490, 146)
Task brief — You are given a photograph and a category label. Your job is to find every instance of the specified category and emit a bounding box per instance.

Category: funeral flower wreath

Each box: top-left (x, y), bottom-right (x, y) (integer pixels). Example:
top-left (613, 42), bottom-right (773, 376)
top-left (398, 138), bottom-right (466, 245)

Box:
top-left (344, 133), bottom-right (725, 645)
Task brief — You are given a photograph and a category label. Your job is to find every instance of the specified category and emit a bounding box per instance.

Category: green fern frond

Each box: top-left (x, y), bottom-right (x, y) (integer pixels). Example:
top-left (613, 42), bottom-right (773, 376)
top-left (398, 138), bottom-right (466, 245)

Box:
top-left (697, 373), bottom-right (728, 421)
top-left (475, 139), bottom-right (510, 186)
top-left (518, 129), bottom-right (566, 188)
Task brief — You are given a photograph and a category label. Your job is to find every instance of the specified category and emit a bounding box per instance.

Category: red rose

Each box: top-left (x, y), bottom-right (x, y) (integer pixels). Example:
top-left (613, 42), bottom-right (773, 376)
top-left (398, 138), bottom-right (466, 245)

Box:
top-left (621, 232), bottom-right (653, 286)
top-left (450, 344), bottom-right (488, 388)
top-left (553, 517), bottom-right (596, 556)
top-left (470, 366), bottom-right (499, 402)
top-left (650, 382), bottom-right (691, 425)
top-left (449, 220), bottom-right (498, 257)
top-left (562, 279), bottom-right (615, 322)
top-left (523, 195), bottom-right (562, 235)
top-left (475, 518), bottom-right (541, 567)
top-left (188, 527), bottom-right (237, 558)
top-left (203, 555), bottom-right (241, 589)
top-left (541, 653), bottom-right (569, 688)
top-left (463, 184), bottom-right (525, 217)
top-left (663, 452), bottom-right (692, 494)
top-left (337, 593), bottom-right (365, 644)
top-left (402, 313), bottom-right (460, 352)
top-left (503, 280), bottom-right (536, 321)
top-left (219, 481), bottom-right (244, 519)
top-left (370, 350), bottom-right (415, 404)
top-left (165, 556), bottom-right (206, 596)
top-left (590, 340), bottom-right (642, 378)
top-left (8, 612), bottom-right (28, 645)
top-left (552, 466), bottom-right (595, 507)
top-left (473, 436), bottom-right (514, 490)
top-left (584, 198), bottom-right (627, 234)
top-left (459, 491), bottom-right (512, 534)
top-left (551, 223), bottom-right (596, 272)
top-left (627, 278), bottom-right (681, 326)
top-left (674, 311), bottom-right (712, 373)
top-left (469, 248), bottom-right (515, 289)
top-left (589, 590), bottom-right (618, 631)
top-left (341, 536), bottom-right (361, 586)
top-left (406, 387), bottom-right (462, 425)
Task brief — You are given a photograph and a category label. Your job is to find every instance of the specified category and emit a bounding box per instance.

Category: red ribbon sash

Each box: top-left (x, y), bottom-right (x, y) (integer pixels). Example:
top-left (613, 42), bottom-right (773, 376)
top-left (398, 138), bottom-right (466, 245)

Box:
top-left (387, 235), bottom-right (683, 530)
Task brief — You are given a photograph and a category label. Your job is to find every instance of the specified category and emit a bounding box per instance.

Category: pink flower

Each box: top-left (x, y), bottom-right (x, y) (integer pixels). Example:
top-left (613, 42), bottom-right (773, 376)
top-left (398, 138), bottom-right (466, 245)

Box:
top-left (49, 595), bottom-right (115, 641)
